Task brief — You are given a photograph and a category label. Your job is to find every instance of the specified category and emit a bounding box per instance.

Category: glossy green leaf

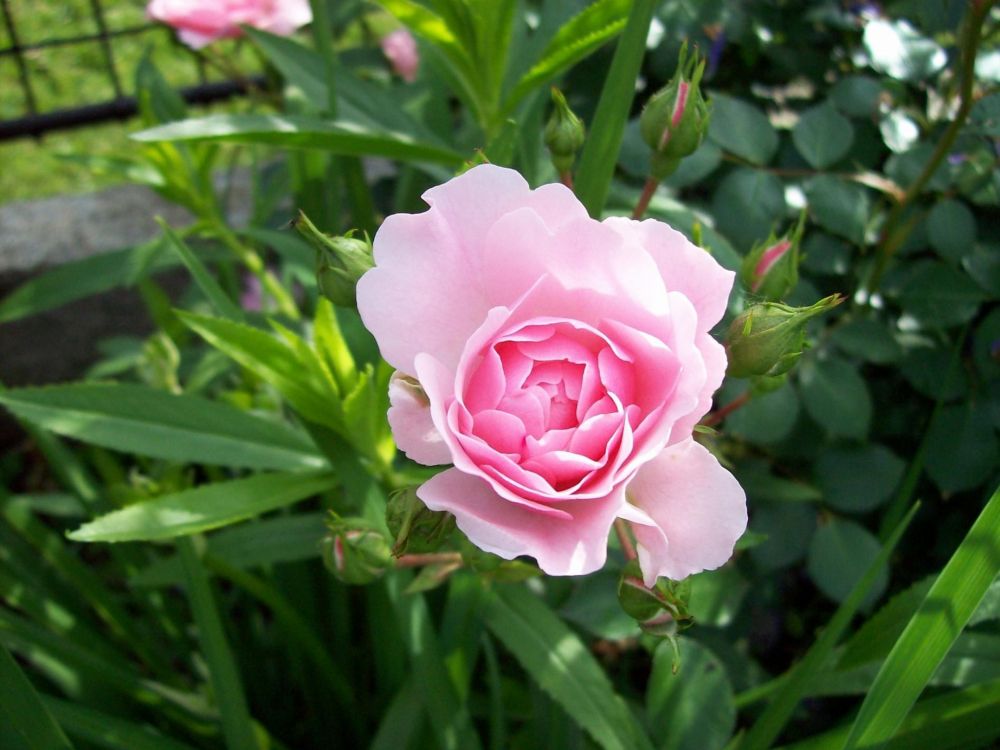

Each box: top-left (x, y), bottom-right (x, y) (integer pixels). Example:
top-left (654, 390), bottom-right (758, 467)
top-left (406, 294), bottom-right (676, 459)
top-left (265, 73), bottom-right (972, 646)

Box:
top-left (68, 471), bottom-right (336, 543)
top-left (0, 383), bottom-right (326, 472)
top-left (133, 114), bottom-right (465, 166)
top-left (574, 0), bottom-right (656, 217)
top-left (792, 103), bottom-right (854, 169)
top-left (0, 644), bottom-right (74, 750)
top-left (808, 518), bottom-right (889, 609)
top-left (816, 445), bottom-right (905, 514)
top-left (647, 638), bottom-right (735, 750)
top-left (708, 94), bottom-right (779, 165)
top-left (843, 485), bottom-right (1000, 749)
top-left (798, 356), bottom-right (872, 439)
top-left (483, 584), bottom-right (653, 750)
top-left (805, 175), bottom-right (871, 245)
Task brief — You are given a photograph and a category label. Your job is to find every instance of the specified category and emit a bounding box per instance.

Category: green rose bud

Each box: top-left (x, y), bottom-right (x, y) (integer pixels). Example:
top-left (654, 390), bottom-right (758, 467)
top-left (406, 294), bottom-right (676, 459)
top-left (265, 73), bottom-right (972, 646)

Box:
top-left (544, 87), bottom-right (586, 174)
top-left (640, 41), bottom-right (711, 180)
top-left (294, 210), bottom-right (373, 308)
top-left (385, 487), bottom-right (455, 556)
top-left (322, 515), bottom-right (393, 585)
top-left (740, 212), bottom-right (806, 301)
top-left (725, 295), bottom-right (844, 379)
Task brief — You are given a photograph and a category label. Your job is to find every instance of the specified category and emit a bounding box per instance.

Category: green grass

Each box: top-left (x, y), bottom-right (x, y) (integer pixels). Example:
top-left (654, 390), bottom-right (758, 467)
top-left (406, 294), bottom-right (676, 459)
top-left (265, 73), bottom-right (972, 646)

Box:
top-left (0, 0), bottom-right (261, 203)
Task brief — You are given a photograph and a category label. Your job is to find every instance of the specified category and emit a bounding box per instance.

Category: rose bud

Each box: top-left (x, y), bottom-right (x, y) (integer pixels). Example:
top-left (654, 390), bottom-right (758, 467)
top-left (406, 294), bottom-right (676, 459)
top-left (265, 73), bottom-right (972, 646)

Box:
top-left (544, 88), bottom-right (586, 175)
top-left (294, 211), bottom-right (373, 308)
top-left (740, 213), bottom-right (806, 301)
top-left (640, 41), bottom-right (711, 180)
top-left (386, 487), bottom-right (455, 556)
top-left (322, 515), bottom-right (393, 585)
top-left (726, 295), bottom-right (843, 378)
top-left (381, 28), bottom-right (420, 83)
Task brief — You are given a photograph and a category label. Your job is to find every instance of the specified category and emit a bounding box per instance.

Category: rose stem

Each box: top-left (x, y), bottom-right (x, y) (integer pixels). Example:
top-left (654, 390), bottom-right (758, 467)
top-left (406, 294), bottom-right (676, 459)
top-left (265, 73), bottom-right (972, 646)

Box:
top-left (394, 552), bottom-right (464, 568)
top-left (632, 176), bottom-right (659, 219)
top-left (614, 519), bottom-right (638, 561)
top-left (701, 391), bottom-right (750, 427)
top-left (560, 171), bottom-right (575, 190)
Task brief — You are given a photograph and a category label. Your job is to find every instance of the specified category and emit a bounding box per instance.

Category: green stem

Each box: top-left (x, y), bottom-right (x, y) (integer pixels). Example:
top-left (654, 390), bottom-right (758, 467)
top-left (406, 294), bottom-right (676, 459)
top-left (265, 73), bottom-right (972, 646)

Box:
top-left (212, 223), bottom-right (300, 319)
top-left (866, 0), bottom-right (995, 294)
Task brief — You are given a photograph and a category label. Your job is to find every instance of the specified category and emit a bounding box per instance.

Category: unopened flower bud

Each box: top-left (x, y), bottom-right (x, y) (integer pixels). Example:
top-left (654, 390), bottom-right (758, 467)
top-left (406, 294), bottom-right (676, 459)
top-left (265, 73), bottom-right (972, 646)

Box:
top-left (544, 88), bottom-right (586, 174)
top-left (640, 42), bottom-right (711, 180)
top-left (294, 211), bottom-right (373, 308)
top-left (385, 487), bottom-right (455, 556)
top-left (740, 213), bottom-right (806, 300)
top-left (322, 515), bottom-right (392, 585)
top-left (726, 295), bottom-right (843, 378)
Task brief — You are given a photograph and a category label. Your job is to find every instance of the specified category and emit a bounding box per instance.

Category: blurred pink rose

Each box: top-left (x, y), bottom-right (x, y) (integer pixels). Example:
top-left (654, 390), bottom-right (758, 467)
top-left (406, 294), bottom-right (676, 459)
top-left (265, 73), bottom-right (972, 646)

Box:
top-left (148, 0), bottom-right (312, 49)
top-left (381, 28), bottom-right (419, 82)
top-left (357, 165), bottom-right (746, 584)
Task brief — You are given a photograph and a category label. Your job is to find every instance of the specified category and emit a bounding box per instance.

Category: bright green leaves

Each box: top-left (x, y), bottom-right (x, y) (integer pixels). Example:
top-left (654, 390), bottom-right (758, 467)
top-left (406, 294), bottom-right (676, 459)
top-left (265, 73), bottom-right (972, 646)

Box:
top-left (708, 94), bottom-right (778, 166)
top-left (482, 585), bottom-right (653, 750)
top-left (0, 384), bottom-right (326, 472)
top-left (792, 103), bottom-right (854, 169)
top-left (68, 471), bottom-right (336, 543)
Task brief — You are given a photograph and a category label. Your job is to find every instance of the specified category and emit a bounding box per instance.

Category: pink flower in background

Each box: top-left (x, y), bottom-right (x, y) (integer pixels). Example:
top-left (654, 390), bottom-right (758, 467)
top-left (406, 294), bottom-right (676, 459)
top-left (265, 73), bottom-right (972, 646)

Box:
top-left (357, 165), bottom-right (746, 584)
top-left (147, 0), bottom-right (312, 49)
top-left (381, 29), bottom-right (419, 82)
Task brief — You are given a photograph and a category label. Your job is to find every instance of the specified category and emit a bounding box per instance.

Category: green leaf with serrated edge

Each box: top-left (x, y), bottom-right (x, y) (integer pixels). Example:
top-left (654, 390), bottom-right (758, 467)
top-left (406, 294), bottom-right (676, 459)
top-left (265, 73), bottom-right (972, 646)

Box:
top-left (574, 0), bottom-right (656, 217)
top-left (737, 504), bottom-right (919, 750)
top-left (68, 471), bottom-right (336, 543)
top-left (133, 114), bottom-right (465, 166)
top-left (784, 680), bottom-right (1000, 750)
top-left (792, 103), bottom-right (854, 169)
top-left (0, 644), bottom-right (74, 750)
top-left (708, 93), bottom-right (779, 165)
top-left (505, 0), bottom-right (629, 111)
top-left (131, 513), bottom-right (326, 587)
top-left (0, 383), bottom-right (326, 472)
top-left (483, 584), bottom-right (654, 750)
top-left (43, 695), bottom-right (196, 750)
top-left (843, 485), bottom-right (1000, 750)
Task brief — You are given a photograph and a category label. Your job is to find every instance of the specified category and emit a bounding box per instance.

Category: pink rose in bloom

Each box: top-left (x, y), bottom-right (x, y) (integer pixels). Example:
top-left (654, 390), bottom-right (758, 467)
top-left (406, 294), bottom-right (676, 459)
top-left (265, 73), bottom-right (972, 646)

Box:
top-left (381, 29), bottom-right (420, 83)
top-left (147, 0), bottom-right (312, 49)
top-left (358, 165), bottom-right (746, 585)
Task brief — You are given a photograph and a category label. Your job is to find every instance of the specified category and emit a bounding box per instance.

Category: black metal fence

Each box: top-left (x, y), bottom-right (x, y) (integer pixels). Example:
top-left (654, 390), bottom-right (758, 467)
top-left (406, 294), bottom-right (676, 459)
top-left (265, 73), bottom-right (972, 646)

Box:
top-left (0, 0), bottom-right (251, 140)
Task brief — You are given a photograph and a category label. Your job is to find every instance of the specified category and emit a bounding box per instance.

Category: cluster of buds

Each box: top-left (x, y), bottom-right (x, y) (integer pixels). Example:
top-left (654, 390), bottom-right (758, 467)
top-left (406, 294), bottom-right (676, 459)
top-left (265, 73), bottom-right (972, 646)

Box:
top-left (640, 41), bottom-right (711, 180)
top-left (544, 88), bottom-right (586, 176)
top-left (294, 210), bottom-right (373, 308)
top-left (740, 212), bottom-right (806, 301)
top-left (725, 295), bottom-right (844, 379)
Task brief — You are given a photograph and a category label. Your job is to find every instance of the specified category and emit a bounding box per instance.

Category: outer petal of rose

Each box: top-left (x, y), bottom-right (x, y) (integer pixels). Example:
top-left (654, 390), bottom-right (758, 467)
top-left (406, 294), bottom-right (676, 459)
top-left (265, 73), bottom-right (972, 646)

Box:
top-left (603, 217), bottom-right (735, 331)
top-left (418, 468), bottom-right (624, 576)
top-left (670, 331), bottom-right (728, 442)
top-left (387, 372), bottom-right (452, 466)
top-left (621, 440), bottom-right (747, 586)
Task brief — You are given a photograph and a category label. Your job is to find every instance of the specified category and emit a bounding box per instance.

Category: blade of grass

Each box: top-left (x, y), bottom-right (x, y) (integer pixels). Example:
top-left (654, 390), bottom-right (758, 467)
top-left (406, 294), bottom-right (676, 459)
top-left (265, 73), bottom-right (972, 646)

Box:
top-left (177, 538), bottom-right (259, 750)
top-left (843, 485), bottom-right (1000, 750)
top-left (0, 643), bottom-right (74, 750)
top-left (573, 0), bottom-right (656, 217)
top-left (157, 221), bottom-right (244, 322)
top-left (736, 503), bottom-right (921, 750)
top-left (42, 695), bottom-right (198, 750)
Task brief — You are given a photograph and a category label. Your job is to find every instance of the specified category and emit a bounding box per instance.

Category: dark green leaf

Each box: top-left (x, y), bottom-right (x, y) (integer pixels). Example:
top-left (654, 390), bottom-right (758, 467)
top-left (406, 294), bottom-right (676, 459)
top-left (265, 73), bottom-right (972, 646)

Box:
top-left (830, 319), bottom-right (903, 364)
top-left (711, 168), bottom-right (786, 252)
top-left (750, 503), bottom-right (817, 571)
top-left (807, 518), bottom-right (888, 609)
top-left (924, 404), bottom-right (998, 494)
top-left (896, 261), bottom-right (987, 329)
top-left (726, 381), bottom-right (800, 444)
top-left (816, 444), bottom-right (905, 513)
top-left (708, 93), bottom-right (779, 165)
top-left (927, 199), bottom-right (976, 262)
top-left (792, 103), bottom-right (854, 169)
top-left (830, 75), bottom-right (883, 118)
top-left (798, 356), bottom-right (872, 439)
top-left (0, 644), bottom-right (74, 750)
top-left (805, 175), bottom-right (871, 245)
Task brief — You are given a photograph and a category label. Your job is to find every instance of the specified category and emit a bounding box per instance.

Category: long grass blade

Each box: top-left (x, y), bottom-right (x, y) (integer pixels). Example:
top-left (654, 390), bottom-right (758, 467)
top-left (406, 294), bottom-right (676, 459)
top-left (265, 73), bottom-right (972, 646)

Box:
top-left (0, 643), bottom-right (74, 749)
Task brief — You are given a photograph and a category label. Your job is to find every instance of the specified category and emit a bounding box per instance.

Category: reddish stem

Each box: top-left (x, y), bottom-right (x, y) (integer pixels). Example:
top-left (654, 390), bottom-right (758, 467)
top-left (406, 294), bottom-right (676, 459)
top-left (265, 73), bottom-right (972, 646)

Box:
top-left (701, 391), bottom-right (750, 427)
top-left (614, 519), bottom-right (637, 561)
top-left (632, 176), bottom-right (659, 219)
top-left (394, 552), bottom-right (463, 568)
top-left (560, 171), bottom-right (575, 190)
